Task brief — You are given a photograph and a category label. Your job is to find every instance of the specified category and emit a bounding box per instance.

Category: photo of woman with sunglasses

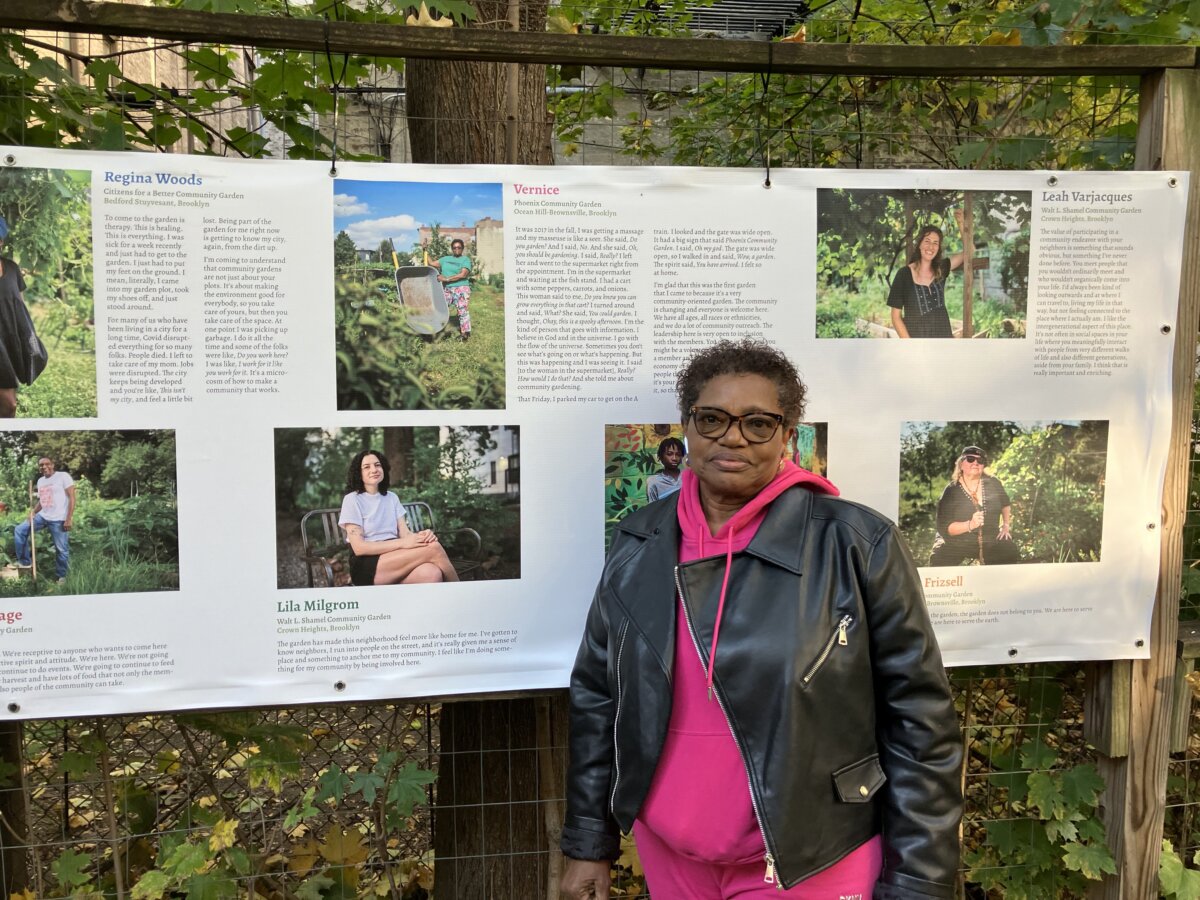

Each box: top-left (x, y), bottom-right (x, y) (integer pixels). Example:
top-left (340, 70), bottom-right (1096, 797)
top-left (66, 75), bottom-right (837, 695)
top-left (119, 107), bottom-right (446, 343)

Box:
top-left (929, 445), bottom-right (1021, 566)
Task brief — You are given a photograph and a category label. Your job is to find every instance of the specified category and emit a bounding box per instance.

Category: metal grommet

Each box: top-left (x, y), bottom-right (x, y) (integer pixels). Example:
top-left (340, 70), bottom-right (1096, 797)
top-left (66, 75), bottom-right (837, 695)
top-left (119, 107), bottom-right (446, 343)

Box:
top-left (329, 166), bottom-right (338, 178)
top-left (1168, 176), bottom-right (1178, 188)
top-left (1008, 648), bottom-right (1018, 658)
top-left (333, 680), bottom-right (346, 692)
top-left (763, 179), bottom-right (772, 189)
top-left (6, 703), bottom-right (18, 713)
top-left (1148, 522), bottom-right (1157, 530)
top-left (3, 155), bottom-right (15, 167)
top-left (1046, 175), bottom-right (1058, 186)
top-left (1136, 639), bottom-right (1145, 647)
top-left (1162, 324), bottom-right (1173, 334)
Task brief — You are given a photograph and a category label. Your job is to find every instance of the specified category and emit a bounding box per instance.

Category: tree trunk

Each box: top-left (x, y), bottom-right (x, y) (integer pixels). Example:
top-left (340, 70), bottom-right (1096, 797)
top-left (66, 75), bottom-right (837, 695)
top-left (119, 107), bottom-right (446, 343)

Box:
top-left (405, 0), bottom-right (553, 165)
top-left (384, 427), bottom-right (414, 490)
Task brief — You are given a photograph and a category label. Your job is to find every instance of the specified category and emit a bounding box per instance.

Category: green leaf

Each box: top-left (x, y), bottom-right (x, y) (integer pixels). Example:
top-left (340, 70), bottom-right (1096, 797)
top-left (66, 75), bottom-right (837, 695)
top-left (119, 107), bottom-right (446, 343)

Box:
top-left (1062, 840), bottom-right (1116, 881)
top-left (1161, 839), bottom-right (1200, 899)
top-left (350, 769), bottom-right (387, 805)
top-left (1061, 764), bottom-right (1106, 808)
top-left (131, 870), bottom-right (172, 900)
top-left (283, 786), bottom-right (319, 830)
top-left (1026, 771), bottom-right (1069, 821)
top-left (184, 871), bottom-right (238, 900)
top-left (84, 58), bottom-right (123, 95)
top-left (1019, 740), bottom-right (1058, 770)
top-left (386, 762), bottom-right (435, 820)
top-left (50, 848), bottom-right (93, 888)
top-left (315, 763), bottom-right (351, 805)
top-left (225, 846), bottom-right (252, 876)
top-left (295, 873), bottom-right (334, 900)
top-left (162, 841), bottom-right (210, 877)
top-left (58, 750), bottom-right (98, 779)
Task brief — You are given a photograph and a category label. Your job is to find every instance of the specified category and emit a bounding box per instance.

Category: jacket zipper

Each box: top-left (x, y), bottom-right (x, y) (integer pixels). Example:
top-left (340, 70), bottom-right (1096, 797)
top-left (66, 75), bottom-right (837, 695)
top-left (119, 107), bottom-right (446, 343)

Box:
top-left (801, 614), bottom-right (853, 686)
top-left (675, 565), bottom-right (782, 889)
top-left (609, 619), bottom-right (630, 814)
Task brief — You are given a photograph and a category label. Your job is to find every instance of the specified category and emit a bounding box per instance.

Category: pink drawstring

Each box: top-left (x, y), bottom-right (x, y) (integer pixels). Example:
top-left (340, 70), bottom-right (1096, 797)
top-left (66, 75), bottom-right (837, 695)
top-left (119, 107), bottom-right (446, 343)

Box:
top-left (706, 525), bottom-right (735, 700)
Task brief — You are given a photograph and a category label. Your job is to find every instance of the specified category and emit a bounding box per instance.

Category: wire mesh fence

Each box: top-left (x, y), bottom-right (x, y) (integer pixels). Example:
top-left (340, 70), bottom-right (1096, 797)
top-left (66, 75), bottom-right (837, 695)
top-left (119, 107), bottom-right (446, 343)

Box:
top-left (0, 21), bottom-right (1195, 900)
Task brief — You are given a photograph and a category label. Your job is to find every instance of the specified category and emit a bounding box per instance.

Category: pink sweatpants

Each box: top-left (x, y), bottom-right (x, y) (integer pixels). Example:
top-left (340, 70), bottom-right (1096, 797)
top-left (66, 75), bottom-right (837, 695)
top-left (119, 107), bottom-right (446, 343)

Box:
top-left (633, 824), bottom-right (882, 900)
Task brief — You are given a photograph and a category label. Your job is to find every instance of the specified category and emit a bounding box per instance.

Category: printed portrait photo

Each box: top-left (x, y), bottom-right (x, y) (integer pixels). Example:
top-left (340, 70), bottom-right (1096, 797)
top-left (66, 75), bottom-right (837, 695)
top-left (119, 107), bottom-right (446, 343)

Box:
top-left (274, 425), bottom-right (520, 589)
top-left (332, 180), bottom-right (505, 410)
top-left (816, 188), bottom-right (1031, 340)
top-left (0, 167), bottom-right (96, 417)
top-left (604, 422), bottom-right (827, 549)
top-left (0, 430), bottom-right (177, 596)
top-left (901, 420), bottom-right (1109, 567)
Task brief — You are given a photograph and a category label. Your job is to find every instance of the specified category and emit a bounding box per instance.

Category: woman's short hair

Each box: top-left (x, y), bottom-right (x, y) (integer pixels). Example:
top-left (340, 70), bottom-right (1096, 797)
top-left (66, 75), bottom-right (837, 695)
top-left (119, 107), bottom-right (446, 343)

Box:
top-left (451, 239), bottom-right (465, 251)
top-left (346, 449), bottom-right (390, 495)
top-left (675, 338), bottom-right (807, 428)
top-left (657, 437), bottom-right (685, 463)
top-left (906, 224), bottom-right (950, 277)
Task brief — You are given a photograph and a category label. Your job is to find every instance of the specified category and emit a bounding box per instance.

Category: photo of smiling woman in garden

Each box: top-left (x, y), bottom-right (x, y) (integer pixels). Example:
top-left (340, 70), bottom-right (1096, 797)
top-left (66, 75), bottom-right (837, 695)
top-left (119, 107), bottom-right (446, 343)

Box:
top-left (816, 188), bottom-right (1030, 340)
top-left (900, 420), bottom-right (1109, 567)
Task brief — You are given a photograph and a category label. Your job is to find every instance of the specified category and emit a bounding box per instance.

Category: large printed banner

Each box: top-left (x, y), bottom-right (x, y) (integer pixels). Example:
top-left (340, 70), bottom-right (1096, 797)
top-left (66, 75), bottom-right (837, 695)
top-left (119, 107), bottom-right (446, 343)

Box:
top-left (0, 147), bottom-right (1187, 718)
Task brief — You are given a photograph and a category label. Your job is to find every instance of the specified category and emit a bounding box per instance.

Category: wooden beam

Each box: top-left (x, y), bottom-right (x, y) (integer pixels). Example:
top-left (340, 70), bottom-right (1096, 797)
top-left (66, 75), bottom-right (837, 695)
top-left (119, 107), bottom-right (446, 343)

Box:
top-left (2, 0), bottom-right (1198, 75)
top-left (1089, 68), bottom-right (1200, 900)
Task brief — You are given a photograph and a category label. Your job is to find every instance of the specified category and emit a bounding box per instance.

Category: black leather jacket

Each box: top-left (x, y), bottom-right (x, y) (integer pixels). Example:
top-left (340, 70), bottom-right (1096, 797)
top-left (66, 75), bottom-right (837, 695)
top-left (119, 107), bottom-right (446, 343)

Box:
top-left (562, 485), bottom-right (963, 898)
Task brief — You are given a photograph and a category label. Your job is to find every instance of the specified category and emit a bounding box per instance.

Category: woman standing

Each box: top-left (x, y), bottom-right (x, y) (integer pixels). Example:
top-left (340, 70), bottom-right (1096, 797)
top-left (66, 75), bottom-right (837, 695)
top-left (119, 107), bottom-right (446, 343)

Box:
top-left (561, 340), bottom-right (961, 899)
top-left (0, 215), bottom-right (45, 417)
top-left (930, 446), bottom-right (1021, 566)
top-left (888, 216), bottom-right (964, 339)
top-left (338, 449), bottom-right (459, 586)
top-left (436, 239), bottom-right (473, 342)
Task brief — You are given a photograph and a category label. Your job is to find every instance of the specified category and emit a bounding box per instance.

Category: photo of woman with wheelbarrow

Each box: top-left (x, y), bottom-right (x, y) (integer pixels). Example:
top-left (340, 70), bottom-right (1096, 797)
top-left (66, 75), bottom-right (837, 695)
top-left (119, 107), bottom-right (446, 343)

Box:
top-left (333, 180), bottom-right (505, 411)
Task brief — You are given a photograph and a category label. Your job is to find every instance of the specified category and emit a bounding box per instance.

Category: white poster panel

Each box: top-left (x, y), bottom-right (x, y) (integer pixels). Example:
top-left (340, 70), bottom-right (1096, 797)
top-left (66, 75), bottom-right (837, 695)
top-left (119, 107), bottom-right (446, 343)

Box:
top-left (0, 148), bottom-right (1186, 718)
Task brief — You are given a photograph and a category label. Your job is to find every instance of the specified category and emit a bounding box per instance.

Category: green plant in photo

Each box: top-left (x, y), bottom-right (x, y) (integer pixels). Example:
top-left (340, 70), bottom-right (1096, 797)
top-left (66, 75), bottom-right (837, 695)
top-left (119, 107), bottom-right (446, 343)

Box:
top-left (335, 277), bottom-right (505, 411)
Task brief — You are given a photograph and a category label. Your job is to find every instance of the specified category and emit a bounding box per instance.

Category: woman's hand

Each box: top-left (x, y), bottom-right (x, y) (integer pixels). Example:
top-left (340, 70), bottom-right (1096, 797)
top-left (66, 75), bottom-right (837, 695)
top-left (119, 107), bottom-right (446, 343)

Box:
top-left (400, 530), bottom-right (439, 549)
top-left (998, 522), bottom-right (1012, 540)
top-left (437, 274), bottom-right (447, 283)
top-left (968, 511), bottom-right (985, 532)
top-left (560, 859), bottom-right (611, 899)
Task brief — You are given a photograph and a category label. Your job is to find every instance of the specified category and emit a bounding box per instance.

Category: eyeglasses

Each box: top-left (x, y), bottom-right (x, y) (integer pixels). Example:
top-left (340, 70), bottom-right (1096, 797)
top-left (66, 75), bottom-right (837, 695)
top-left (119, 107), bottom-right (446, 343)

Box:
top-left (961, 455), bottom-right (985, 464)
top-left (688, 406), bottom-right (785, 444)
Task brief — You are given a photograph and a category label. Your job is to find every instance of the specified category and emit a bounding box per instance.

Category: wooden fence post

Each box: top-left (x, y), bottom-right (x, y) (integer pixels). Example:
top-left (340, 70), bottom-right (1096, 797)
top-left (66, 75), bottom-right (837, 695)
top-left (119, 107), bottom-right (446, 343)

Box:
top-left (1087, 66), bottom-right (1200, 898)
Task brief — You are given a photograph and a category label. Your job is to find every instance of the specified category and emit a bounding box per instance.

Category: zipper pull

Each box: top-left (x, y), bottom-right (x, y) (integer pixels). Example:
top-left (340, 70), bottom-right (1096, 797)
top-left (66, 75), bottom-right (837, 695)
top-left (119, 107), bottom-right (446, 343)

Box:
top-left (837, 615), bottom-right (850, 646)
top-left (763, 852), bottom-right (777, 885)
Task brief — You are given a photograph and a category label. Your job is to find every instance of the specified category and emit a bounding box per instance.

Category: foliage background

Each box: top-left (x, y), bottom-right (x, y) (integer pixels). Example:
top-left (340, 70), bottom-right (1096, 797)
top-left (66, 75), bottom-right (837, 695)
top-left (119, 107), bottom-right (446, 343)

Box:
top-left (900, 420), bottom-right (1109, 566)
top-left (815, 188), bottom-right (1031, 339)
top-left (0, 429), bottom-right (177, 595)
top-left (0, 167), bottom-right (97, 418)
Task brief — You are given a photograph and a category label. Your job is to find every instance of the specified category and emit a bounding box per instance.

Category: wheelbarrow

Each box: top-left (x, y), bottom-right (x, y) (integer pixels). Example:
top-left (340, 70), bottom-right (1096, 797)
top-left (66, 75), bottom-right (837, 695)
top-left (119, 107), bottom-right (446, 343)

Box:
top-left (395, 261), bottom-right (449, 336)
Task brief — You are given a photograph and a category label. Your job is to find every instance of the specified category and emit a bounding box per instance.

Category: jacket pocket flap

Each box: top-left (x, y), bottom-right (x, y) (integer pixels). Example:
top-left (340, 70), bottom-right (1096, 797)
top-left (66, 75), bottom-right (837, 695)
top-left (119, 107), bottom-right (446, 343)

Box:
top-left (833, 755), bottom-right (886, 803)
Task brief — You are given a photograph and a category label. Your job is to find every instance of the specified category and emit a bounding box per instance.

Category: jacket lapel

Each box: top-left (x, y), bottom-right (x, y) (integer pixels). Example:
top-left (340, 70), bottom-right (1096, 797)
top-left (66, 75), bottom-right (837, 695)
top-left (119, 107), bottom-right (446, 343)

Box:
top-left (609, 498), bottom-right (680, 675)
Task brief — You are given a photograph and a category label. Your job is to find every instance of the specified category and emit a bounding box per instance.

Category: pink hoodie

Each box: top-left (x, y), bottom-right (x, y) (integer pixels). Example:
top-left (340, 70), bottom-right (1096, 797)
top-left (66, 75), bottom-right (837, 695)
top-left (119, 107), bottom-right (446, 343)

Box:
top-left (638, 461), bottom-right (861, 869)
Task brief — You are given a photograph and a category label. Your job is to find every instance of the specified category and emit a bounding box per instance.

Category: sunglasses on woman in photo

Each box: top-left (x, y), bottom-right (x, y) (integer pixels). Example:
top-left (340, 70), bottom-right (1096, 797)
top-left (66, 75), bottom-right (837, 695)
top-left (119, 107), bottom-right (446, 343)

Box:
top-left (962, 455), bottom-right (985, 464)
top-left (688, 406), bottom-right (785, 443)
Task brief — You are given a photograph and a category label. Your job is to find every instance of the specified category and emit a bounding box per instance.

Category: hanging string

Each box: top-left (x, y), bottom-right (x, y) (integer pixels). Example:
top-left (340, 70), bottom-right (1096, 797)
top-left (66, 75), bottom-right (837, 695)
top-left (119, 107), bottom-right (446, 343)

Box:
top-left (323, 15), bottom-right (350, 176)
top-left (760, 40), bottom-right (774, 188)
